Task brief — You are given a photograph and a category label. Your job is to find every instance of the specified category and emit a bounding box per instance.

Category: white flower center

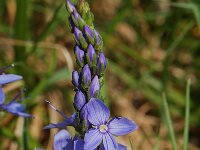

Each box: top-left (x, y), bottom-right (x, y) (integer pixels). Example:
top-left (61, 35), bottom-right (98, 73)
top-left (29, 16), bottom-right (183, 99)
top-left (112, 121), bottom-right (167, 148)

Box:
top-left (99, 124), bottom-right (108, 133)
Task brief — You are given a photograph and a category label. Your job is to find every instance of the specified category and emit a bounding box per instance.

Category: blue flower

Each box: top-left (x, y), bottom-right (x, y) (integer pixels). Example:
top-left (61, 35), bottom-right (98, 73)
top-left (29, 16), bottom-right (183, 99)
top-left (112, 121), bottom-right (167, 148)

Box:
top-left (0, 70), bottom-right (32, 117)
top-left (0, 87), bottom-right (32, 117)
top-left (84, 100), bottom-right (138, 150)
top-left (54, 129), bottom-right (84, 150)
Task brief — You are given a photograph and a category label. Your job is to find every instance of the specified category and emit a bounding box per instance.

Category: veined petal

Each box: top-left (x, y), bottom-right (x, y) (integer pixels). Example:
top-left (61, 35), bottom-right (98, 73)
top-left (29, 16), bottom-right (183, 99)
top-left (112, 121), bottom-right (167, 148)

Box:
top-left (87, 99), bottom-right (110, 126)
top-left (54, 129), bottom-right (72, 150)
top-left (102, 133), bottom-right (118, 150)
top-left (108, 117), bottom-right (138, 136)
top-left (0, 74), bottom-right (22, 85)
top-left (84, 128), bottom-right (103, 150)
top-left (100, 143), bottom-right (127, 150)
top-left (0, 87), bottom-right (5, 104)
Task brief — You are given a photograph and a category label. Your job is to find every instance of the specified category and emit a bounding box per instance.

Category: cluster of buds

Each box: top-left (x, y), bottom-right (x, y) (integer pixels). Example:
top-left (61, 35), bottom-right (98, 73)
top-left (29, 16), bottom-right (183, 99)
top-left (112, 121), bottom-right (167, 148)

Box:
top-left (44, 1), bottom-right (138, 150)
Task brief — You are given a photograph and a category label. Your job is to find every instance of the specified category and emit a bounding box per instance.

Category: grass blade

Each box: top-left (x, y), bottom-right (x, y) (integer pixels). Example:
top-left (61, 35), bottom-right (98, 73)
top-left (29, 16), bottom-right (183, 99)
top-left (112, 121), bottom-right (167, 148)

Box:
top-left (129, 137), bottom-right (135, 150)
top-left (162, 93), bottom-right (177, 150)
top-left (183, 79), bottom-right (191, 150)
top-left (31, 3), bottom-right (63, 53)
top-left (14, 0), bottom-right (28, 60)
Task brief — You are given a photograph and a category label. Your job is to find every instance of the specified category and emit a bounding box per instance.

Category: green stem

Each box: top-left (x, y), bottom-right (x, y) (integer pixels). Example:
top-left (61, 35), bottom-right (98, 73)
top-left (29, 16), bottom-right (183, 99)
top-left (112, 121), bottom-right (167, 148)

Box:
top-left (162, 93), bottom-right (177, 150)
top-left (183, 79), bottom-right (191, 150)
top-left (14, 0), bottom-right (28, 60)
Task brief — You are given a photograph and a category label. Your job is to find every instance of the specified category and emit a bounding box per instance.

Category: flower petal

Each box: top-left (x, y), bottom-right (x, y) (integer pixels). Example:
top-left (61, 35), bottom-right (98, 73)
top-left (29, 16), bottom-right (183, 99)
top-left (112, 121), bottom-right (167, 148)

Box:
top-left (54, 129), bottom-right (72, 150)
top-left (87, 99), bottom-right (110, 126)
top-left (13, 112), bottom-right (33, 118)
top-left (4, 102), bottom-right (25, 112)
top-left (2, 102), bottom-right (32, 117)
top-left (80, 103), bottom-right (90, 127)
top-left (108, 117), bottom-right (138, 136)
top-left (44, 113), bottom-right (77, 129)
top-left (118, 143), bottom-right (127, 150)
top-left (0, 87), bottom-right (5, 104)
top-left (43, 121), bottom-right (69, 129)
top-left (84, 128), bottom-right (103, 150)
top-left (74, 138), bottom-right (84, 150)
top-left (102, 133), bottom-right (118, 150)
top-left (0, 74), bottom-right (22, 85)
top-left (100, 143), bottom-right (127, 150)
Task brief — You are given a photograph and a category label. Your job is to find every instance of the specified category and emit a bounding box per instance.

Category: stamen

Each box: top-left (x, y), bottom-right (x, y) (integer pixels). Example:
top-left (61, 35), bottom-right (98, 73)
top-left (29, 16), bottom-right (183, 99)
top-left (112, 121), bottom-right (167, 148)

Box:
top-left (0, 64), bottom-right (15, 74)
top-left (7, 92), bottom-right (21, 105)
top-left (45, 100), bottom-right (67, 119)
top-left (99, 124), bottom-right (108, 133)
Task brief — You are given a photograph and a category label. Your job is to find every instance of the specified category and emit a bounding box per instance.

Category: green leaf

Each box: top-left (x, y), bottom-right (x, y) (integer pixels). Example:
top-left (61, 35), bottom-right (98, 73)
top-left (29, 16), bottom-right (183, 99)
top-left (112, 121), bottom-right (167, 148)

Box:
top-left (183, 79), bottom-right (191, 150)
top-left (161, 93), bottom-right (177, 150)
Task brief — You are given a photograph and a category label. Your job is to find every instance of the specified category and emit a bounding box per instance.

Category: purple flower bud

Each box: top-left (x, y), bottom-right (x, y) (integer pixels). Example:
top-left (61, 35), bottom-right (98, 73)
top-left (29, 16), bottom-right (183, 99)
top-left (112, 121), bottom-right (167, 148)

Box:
top-left (84, 25), bottom-right (94, 38)
top-left (87, 44), bottom-right (96, 62)
top-left (75, 45), bottom-right (85, 64)
top-left (81, 64), bottom-right (91, 86)
top-left (74, 91), bottom-right (86, 111)
top-left (66, 0), bottom-right (76, 13)
top-left (72, 10), bottom-right (79, 21)
top-left (74, 27), bottom-right (82, 41)
top-left (72, 71), bottom-right (79, 87)
top-left (90, 75), bottom-right (100, 98)
top-left (97, 53), bottom-right (106, 73)
top-left (94, 29), bottom-right (101, 45)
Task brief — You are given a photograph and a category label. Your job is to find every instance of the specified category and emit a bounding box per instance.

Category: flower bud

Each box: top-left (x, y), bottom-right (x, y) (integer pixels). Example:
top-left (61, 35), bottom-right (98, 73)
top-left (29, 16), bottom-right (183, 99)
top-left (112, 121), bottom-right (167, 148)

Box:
top-left (97, 53), bottom-right (106, 76)
top-left (94, 29), bottom-right (103, 52)
top-left (81, 64), bottom-right (91, 87)
top-left (74, 27), bottom-right (88, 49)
top-left (74, 91), bottom-right (86, 111)
top-left (71, 10), bottom-right (85, 29)
top-left (94, 29), bottom-right (101, 45)
top-left (89, 75), bottom-right (100, 98)
top-left (72, 71), bottom-right (79, 87)
top-left (84, 25), bottom-right (95, 44)
top-left (75, 45), bottom-right (85, 66)
top-left (74, 27), bottom-right (82, 41)
top-left (66, 0), bottom-right (76, 13)
top-left (87, 44), bottom-right (96, 65)
top-left (72, 10), bottom-right (79, 21)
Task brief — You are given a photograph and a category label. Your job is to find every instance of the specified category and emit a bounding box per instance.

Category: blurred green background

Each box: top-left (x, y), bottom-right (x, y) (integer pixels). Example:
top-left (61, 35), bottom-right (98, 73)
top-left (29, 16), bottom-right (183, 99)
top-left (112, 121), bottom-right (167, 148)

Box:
top-left (0, 0), bottom-right (200, 149)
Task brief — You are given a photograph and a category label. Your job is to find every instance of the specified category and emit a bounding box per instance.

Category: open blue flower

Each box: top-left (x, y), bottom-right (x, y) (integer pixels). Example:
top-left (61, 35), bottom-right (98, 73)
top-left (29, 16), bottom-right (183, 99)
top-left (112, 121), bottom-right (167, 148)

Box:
top-left (0, 87), bottom-right (32, 117)
top-left (54, 129), bottom-right (84, 150)
top-left (84, 99), bottom-right (138, 150)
